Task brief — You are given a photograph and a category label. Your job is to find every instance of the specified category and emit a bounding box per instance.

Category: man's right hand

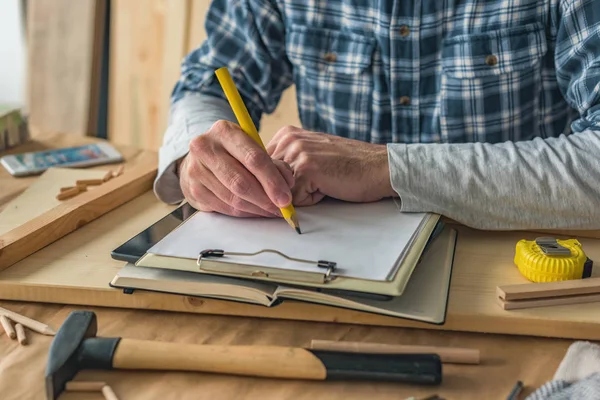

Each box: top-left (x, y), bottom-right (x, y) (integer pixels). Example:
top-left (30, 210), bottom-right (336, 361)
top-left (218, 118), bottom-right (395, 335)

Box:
top-left (178, 120), bottom-right (294, 218)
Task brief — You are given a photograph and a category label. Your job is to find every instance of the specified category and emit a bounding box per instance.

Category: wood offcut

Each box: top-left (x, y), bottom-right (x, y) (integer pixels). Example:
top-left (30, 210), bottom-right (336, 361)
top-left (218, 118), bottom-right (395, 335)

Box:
top-left (0, 161), bottom-right (156, 271)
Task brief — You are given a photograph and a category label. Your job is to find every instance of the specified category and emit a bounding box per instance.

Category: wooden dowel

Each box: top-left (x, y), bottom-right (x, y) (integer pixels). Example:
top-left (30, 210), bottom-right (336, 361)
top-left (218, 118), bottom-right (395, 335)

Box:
top-left (0, 307), bottom-right (56, 335)
top-left (102, 385), bottom-right (120, 400)
top-left (75, 178), bottom-right (104, 186)
top-left (76, 183), bottom-right (88, 192)
top-left (65, 381), bottom-right (107, 391)
top-left (59, 186), bottom-right (75, 192)
top-left (0, 315), bottom-right (16, 339)
top-left (15, 323), bottom-right (27, 345)
top-left (56, 186), bottom-right (80, 201)
top-left (113, 165), bottom-right (124, 177)
top-left (309, 340), bottom-right (480, 365)
top-left (102, 170), bottom-right (114, 182)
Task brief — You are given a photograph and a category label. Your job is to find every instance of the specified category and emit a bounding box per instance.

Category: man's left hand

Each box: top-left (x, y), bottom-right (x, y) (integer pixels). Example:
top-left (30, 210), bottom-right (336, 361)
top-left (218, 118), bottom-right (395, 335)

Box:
top-left (266, 126), bottom-right (397, 206)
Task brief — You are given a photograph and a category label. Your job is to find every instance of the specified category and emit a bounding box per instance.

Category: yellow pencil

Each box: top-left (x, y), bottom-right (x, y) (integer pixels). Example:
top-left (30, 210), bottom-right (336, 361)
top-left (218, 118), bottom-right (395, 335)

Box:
top-left (215, 66), bottom-right (301, 234)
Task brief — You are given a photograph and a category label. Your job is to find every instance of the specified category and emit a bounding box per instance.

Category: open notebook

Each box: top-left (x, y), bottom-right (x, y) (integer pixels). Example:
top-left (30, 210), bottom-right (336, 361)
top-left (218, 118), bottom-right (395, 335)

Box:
top-left (134, 198), bottom-right (440, 297)
top-left (112, 225), bottom-right (457, 324)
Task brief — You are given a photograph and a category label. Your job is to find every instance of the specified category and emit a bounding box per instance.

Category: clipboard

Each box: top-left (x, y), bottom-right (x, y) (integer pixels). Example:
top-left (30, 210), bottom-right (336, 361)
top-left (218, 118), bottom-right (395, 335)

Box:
top-left (132, 199), bottom-right (442, 297)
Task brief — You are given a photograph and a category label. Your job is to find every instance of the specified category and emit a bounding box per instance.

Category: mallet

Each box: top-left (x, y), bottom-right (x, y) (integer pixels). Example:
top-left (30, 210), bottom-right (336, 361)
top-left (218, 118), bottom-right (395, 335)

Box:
top-left (45, 311), bottom-right (442, 399)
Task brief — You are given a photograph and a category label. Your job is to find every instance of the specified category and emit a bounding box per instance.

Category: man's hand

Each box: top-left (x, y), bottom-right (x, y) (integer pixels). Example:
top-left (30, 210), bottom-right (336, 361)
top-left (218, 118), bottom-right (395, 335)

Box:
top-left (178, 120), bottom-right (294, 218)
top-left (266, 126), bottom-right (397, 206)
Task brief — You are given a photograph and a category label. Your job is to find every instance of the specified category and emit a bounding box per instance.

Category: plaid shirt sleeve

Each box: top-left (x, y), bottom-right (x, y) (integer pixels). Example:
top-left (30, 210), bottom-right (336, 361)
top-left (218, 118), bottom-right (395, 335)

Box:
top-left (556, 0), bottom-right (600, 133)
top-left (170, 0), bottom-right (292, 130)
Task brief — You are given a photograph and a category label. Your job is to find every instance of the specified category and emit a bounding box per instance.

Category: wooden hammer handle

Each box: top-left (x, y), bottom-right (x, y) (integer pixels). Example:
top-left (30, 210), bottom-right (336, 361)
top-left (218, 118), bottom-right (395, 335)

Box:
top-left (110, 339), bottom-right (442, 384)
top-left (112, 339), bottom-right (327, 380)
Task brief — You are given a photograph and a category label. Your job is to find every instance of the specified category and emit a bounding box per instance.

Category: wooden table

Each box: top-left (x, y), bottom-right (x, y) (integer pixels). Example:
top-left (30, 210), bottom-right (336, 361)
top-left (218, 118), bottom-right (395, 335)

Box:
top-left (0, 134), bottom-right (585, 400)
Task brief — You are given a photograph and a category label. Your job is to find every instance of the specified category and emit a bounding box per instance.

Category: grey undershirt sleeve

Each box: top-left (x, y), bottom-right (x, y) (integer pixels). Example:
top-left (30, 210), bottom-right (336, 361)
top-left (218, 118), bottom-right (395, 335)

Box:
top-left (154, 94), bottom-right (600, 230)
top-left (387, 130), bottom-right (600, 230)
top-left (153, 93), bottom-right (237, 204)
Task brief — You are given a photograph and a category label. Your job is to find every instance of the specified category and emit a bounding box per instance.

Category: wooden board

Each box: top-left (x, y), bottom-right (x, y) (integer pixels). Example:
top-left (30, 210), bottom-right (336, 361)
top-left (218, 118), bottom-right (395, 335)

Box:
top-left (0, 190), bottom-right (599, 340)
top-left (108, 0), bottom-right (190, 150)
top-left (0, 167), bottom-right (108, 235)
top-left (0, 156), bottom-right (157, 271)
top-left (27, 0), bottom-right (106, 137)
top-left (109, 0), bottom-right (301, 150)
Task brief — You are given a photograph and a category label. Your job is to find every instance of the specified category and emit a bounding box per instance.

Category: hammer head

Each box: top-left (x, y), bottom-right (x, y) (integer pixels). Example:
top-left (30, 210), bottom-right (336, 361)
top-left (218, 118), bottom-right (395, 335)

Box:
top-left (45, 311), bottom-right (97, 400)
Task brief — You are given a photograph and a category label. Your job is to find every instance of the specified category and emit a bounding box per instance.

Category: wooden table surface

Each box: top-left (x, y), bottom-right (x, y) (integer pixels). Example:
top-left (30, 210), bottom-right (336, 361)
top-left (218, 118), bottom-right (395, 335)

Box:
top-left (0, 134), bottom-right (583, 400)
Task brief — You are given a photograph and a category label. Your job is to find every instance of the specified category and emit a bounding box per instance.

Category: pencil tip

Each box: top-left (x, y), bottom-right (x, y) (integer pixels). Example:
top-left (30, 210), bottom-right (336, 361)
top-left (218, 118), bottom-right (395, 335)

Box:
top-left (295, 227), bottom-right (302, 234)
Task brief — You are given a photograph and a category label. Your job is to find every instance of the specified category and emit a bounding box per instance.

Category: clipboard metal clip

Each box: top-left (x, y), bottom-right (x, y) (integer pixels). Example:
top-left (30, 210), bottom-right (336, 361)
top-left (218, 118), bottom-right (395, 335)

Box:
top-left (196, 249), bottom-right (337, 283)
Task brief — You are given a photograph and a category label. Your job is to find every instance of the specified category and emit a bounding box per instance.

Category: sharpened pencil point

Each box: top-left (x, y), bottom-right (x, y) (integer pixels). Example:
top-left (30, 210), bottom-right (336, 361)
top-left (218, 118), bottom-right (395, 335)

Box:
top-left (295, 227), bottom-right (301, 234)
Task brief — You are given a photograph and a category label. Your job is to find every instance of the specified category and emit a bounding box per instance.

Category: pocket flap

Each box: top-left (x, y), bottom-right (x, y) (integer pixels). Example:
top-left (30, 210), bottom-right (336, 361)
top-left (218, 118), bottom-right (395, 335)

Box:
top-left (441, 22), bottom-right (548, 79)
top-left (286, 24), bottom-right (375, 75)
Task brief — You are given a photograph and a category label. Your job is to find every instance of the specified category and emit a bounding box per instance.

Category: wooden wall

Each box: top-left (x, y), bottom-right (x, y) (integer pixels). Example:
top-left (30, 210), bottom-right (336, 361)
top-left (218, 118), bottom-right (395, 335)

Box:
top-left (27, 0), bottom-right (106, 137)
top-left (108, 0), bottom-right (300, 151)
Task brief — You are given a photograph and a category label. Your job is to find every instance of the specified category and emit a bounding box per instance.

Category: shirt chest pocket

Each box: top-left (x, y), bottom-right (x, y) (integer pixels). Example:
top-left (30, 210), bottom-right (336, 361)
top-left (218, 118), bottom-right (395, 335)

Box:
top-left (285, 24), bottom-right (376, 140)
top-left (439, 23), bottom-right (548, 143)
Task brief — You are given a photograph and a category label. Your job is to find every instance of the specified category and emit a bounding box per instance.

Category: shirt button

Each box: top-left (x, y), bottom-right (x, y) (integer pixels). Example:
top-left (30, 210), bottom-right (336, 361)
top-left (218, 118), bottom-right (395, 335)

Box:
top-left (485, 54), bottom-right (498, 66)
top-left (400, 96), bottom-right (411, 105)
top-left (323, 52), bottom-right (337, 62)
top-left (399, 25), bottom-right (410, 37)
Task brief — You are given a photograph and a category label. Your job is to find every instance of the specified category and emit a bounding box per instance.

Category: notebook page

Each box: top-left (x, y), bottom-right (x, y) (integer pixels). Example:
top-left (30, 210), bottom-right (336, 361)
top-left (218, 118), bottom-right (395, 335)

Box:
top-left (147, 198), bottom-right (428, 281)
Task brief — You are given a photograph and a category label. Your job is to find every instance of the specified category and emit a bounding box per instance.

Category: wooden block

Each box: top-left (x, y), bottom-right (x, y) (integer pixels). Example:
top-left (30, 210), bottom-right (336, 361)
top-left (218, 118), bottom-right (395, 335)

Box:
top-left (15, 323), bottom-right (27, 345)
top-left (66, 381), bottom-right (107, 391)
top-left (498, 293), bottom-right (600, 310)
top-left (0, 315), bottom-right (16, 339)
top-left (497, 278), bottom-right (600, 301)
top-left (0, 167), bottom-right (107, 236)
top-left (0, 161), bottom-right (157, 271)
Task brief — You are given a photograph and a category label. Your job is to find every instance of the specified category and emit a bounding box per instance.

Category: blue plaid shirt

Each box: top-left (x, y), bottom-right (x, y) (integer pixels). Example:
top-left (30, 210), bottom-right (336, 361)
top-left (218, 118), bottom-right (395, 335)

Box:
top-left (172, 0), bottom-right (600, 146)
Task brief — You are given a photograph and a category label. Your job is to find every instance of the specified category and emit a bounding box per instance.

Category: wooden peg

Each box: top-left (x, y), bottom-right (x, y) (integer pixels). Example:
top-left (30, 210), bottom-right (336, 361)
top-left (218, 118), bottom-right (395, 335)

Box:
top-left (0, 306), bottom-right (56, 335)
top-left (65, 381), bottom-right (107, 391)
top-left (15, 323), bottom-right (27, 345)
top-left (102, 385), bottom-right (120, 400)
top-left (102, 170), bottom-right (114, 182)
top-left (59, 186), bottom-right (76, 192)
top-left (56, 186), bottom-right (80, 201)
top-left (75, 178), bottom-right (104, 186)
top-left (0, 315), bottom-right (16, 339)
top-left (113, 165), bottom-right (124, 177)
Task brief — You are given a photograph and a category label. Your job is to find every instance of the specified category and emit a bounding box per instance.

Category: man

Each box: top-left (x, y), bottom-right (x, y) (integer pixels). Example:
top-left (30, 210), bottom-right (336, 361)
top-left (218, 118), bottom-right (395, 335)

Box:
top-left (153, 0), bottom-right (600, 230)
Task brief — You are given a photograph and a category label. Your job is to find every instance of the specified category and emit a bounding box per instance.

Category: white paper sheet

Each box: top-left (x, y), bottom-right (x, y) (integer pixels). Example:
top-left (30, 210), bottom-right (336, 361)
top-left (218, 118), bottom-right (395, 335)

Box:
top-left (147, 198), bottom-right (429, 281)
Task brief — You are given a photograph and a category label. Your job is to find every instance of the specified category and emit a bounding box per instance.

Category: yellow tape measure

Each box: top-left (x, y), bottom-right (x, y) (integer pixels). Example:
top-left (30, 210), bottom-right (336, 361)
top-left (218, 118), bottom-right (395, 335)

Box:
top-left (514, 237), bottom-right (593, 283)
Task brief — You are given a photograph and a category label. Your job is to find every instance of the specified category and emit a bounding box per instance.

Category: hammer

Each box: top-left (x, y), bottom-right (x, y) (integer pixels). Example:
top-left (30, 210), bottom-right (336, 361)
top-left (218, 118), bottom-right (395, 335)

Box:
top-left (46, 311), bottom-right (442, 399)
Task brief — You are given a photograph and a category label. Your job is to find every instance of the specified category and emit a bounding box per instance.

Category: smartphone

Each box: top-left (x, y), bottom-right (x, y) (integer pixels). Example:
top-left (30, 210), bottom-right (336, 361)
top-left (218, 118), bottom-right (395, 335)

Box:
top-left (0, 142), bottom-right (123, 176)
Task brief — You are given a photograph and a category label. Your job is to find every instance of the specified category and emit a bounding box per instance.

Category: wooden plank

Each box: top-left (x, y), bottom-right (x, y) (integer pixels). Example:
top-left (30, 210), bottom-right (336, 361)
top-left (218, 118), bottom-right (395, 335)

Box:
top-left (498, 293), bottom-right (600, 311)
top-left (159, 0), bottom-right (192, 144)
top-left (109, 0), bottom-right (191, 150)
top-left (0, 133), bottom-right (145, 213)
top-left (497, 277), bottom-right (600, 301)
top-left (27, 0), bottom-right (106, 137)
top-left (0, 191), bottom-right (599, 340)
top-left (0, 167), bottom-right (108, 235)
top-left (0, 155), bottom-right (157, 271)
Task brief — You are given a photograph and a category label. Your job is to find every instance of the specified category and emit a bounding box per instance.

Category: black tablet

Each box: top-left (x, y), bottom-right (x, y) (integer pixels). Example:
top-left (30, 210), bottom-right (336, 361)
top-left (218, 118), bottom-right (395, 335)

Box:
top-left (110, 202), bottom-right (196, 264)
